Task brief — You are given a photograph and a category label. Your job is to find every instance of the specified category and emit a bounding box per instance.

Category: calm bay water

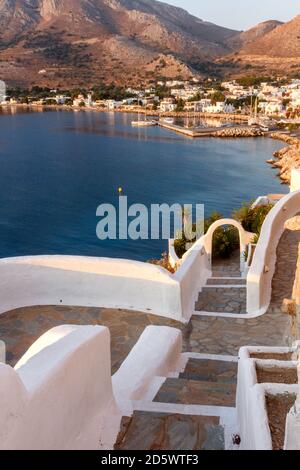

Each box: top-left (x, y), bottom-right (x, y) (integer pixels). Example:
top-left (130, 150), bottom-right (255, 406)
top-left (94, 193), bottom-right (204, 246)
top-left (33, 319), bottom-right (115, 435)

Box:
top-left (0, 109), bottom-right (287, 261)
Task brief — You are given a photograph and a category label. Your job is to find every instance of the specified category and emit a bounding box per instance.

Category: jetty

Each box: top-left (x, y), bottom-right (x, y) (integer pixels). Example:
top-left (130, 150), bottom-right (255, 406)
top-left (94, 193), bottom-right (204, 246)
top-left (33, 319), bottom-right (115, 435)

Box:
top-left (158, 121), bottom-right (265, 138)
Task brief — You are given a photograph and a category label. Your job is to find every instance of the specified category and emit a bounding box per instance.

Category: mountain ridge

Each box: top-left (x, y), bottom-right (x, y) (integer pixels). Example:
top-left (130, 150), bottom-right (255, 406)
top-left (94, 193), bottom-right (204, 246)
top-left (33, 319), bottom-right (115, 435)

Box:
top-left (222, 15), bottom-right (300, 77)
top-left (0, 0), bottom-right (239, 86)
top-left (0, 1), bottom-right (299, 87)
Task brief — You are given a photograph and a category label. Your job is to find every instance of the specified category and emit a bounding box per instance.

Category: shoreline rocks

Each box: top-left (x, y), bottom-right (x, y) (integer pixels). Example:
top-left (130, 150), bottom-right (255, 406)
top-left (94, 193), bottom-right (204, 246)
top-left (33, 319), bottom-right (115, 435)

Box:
top-left (213, 127), bottom-right (264, 138)
top-left (268, 132), bottom-right (300, 184)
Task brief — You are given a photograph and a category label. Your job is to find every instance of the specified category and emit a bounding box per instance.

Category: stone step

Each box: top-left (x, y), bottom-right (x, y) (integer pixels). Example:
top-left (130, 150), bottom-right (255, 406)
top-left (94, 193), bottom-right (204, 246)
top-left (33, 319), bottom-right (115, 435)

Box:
top-left (195, 287), bottom-right (246, 314)
top-left (207, 278), bottom-right (246, 286)
top-left (154, 378), bottom-right (236, 407)
top-left (180, 358), bottom-right (237, 385)
top-left (212, 271), bottom-right (241, 278)
top-left (114, 412), bottom-right (224, 450)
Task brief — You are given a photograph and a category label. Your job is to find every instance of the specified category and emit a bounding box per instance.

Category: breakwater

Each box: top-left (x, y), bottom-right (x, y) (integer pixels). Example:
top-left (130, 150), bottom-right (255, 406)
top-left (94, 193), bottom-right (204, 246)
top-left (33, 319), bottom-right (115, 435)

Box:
top-left (158, 121), bottom-right (265, 138)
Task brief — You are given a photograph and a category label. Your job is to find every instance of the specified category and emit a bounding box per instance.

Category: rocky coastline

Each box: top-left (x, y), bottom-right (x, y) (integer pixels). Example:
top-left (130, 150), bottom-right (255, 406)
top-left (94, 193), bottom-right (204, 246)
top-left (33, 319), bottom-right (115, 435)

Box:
top-left (268, 133), bottom-right (300, 184)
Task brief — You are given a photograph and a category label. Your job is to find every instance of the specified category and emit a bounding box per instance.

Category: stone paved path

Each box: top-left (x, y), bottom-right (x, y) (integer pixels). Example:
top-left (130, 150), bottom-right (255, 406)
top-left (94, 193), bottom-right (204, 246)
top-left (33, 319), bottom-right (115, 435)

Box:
top-left (114, 412), bottom-right (224, 451)
top-left (212, 251), bottom-right (241, 278)
top-left (0, 226), bottom-right (295, 365)
top-left (115, 357), bottom-right (234, 450)
top-left (0, 223), bottom-right (298, 450)
top-left (196, 250), bottom-right (246, 314)
top-left (195, 286), bottom-right (247, 314)
top-left (206, 278), bottom-right (246, 286)
top-left (0, 306), bottom-right (181, 373)
top-left (180, 358), bottom-right (237, 384)
top-left (155, 359), bottom-right (237, 409)
top-left (268, 218), bottom-right (300, 310)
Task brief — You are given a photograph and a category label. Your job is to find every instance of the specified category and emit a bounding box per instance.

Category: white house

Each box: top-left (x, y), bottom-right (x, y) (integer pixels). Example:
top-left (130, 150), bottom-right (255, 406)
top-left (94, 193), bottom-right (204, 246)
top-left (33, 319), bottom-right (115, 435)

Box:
top-left (264, 100), bottom-right (285, 115)
top-left (160, 98), bottom-right (176, 113)
top-left (106, 100), bottom-right (123, 111)
top-left (184, 101), bottom-right (203, 112)
top-left (85, 93), bottom-right (93, 107)
top-left (166, 80), bottom-right (184, 88)
top-left (55, 95), bottom-right (70, 105)
top-left (122, 98), bottom-right (137, 106)
top-left (73, 94), bottom-right (85, 107)
top-left (202, 102), bottom-right (235, 114)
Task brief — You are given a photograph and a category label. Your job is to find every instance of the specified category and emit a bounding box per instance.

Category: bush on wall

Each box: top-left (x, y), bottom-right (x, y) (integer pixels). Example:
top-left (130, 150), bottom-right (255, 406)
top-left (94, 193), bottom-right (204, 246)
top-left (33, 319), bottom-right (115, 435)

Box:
top-left (174, 211), bottom-right (239, 260)
top-left (174, 201), bottom-right (273, 261)
top-left (233, 202), bottom-right (273, 236)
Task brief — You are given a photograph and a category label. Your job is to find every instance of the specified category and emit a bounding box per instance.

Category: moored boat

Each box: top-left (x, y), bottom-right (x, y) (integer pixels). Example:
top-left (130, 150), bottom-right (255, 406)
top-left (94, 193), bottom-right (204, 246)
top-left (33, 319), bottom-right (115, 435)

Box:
top-left (131, 119), bottom-right (157, 127)
top-left (162, 117), bottom-right (174, 124)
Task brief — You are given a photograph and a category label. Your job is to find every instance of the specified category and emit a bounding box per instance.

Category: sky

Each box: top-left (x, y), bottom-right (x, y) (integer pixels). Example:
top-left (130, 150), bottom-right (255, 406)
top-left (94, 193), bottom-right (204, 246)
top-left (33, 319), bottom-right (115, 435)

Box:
top-left (165, 0), bottom-right (299, 30)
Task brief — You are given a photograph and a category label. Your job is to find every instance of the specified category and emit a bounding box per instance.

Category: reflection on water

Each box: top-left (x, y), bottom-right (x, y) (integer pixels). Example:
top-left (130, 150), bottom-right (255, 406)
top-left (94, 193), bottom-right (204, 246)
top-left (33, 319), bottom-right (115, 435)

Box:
top-left (0, 106), bottom-right (37, 116)
top-left (64, 125), bottom-right (183, 142)
top-left (173, 116), bottom-right (234, 129)
top-left (64, 109), bottom-right (185, 142)
top-left (0, 109), bottom-right (287, 261)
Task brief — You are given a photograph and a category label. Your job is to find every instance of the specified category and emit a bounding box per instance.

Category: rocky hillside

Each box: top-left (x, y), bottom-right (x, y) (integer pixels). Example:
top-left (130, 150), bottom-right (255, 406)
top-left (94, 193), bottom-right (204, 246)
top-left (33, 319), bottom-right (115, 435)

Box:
top-left (227, 20), bottom-right (283, 50)
top-left (223, 16), bottom-right (300, 76)
top-left (0, 1), bottom-right (299, 87)
top-left (0, 0), bottom-right (238, 87)
top-left (239, 16), bottom-right (300, 57)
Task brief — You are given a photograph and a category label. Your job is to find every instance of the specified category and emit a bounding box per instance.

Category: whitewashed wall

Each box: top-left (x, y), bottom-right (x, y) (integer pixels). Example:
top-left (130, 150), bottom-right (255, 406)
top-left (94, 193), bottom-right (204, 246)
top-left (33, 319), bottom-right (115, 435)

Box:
top-left (0, 323), bottom-right (184, 449)
top-left (247, 189), bottom-right (300, 315)
top-left (202, 218), bottom-right (254, 274)
top-left (0, 247), bottom-right (209, 322)
top-left (237, 347), bottom-right (273, 450)
top-left (173, 236), bottom-right (210, 321)
top-left (0, 218), bottom-right (253, 323)
top-left (0, 255), bottom-right (182, 321)
top-left (291, 169), bottom-right (300, 193)
top-left (113, 325), bottom-right (182, 413)
top-left (0, 340), bottom-right (5, 363)
top-left (237, 346), bottom-right (298, 450)
top-left (0, 325), bottom-right (122, 450)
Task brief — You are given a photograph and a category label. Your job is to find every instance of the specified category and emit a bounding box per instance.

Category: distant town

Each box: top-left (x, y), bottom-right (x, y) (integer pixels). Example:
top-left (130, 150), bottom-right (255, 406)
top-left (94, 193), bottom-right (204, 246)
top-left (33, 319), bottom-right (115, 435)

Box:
top-left (1, 76), bottom-right (300, 125)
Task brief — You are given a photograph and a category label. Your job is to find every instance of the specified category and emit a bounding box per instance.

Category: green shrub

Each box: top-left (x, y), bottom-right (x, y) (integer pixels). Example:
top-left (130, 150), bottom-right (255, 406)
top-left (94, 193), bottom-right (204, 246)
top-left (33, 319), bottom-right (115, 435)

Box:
top-left (174, 210), bottom-right (238, 260)
top-left (248, 205), bottom-right (273, 235)
top-left (173, 238), bottom-right (187, 259)
top-left (232, 201), bottom-right (253, 227)
top-left (204, 211), bottom-right (223, 233)
top-left (148, 252), bottom-right (175, 273)
top-left (175, 99), bottom-right (185, 112)
top-left (234, 203), bottom-right (273, 236)
top-left (174, 201), bottom-right (273, 261)
top-left (212, 226), bottom-right (239, 259)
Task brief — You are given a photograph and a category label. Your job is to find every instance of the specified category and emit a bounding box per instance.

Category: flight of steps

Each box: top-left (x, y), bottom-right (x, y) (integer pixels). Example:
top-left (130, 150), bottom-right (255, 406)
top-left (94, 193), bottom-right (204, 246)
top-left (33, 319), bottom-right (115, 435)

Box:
top-left (114, 358), bottom-right (238, 451)
top-left (195, 276), bottom-right (247, 315)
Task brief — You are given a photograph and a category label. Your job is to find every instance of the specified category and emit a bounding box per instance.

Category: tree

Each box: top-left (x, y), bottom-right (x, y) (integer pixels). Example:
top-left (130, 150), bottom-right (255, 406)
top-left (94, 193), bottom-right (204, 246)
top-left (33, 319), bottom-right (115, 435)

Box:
top-left (210, 91), bottom-right (225, 105)
top-left (175, 98), bottom-right (185, 112)
top-left (188, 92), bottom-right (203, 102)
top-left (236, 76), bottom-right (272, 87)
top-left (155, 85), bottom-right (170, 100)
